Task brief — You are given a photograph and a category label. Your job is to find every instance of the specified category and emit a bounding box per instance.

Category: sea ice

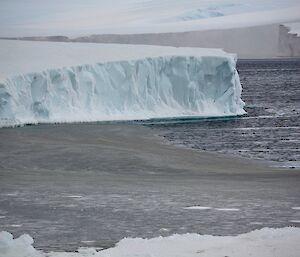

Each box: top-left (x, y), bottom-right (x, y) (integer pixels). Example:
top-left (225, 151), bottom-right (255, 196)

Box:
top-left (1, 227), bottom-right (300, 257)
top-left (0, 231), bottom-right (41, 257)
top-left (292, 207), bottom-right (300, 210)
top-left (183, 206), bottom-right (212, 210)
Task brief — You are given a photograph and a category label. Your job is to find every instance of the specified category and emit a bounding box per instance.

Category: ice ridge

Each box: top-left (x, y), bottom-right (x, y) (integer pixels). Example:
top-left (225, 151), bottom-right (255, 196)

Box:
top-left (0, 55), bottom-right (245, 127)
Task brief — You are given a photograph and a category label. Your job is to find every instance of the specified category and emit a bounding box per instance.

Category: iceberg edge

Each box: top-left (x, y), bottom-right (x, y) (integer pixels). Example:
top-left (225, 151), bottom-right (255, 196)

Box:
top-left (0, 55), bottom-right (245, 128)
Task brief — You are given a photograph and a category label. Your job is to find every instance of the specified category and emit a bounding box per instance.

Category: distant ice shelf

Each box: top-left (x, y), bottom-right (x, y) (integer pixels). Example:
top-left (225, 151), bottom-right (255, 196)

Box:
top-left (0, 0), bottom-right (299, 37)
top-left (0, 40), bottom-right (245, 127)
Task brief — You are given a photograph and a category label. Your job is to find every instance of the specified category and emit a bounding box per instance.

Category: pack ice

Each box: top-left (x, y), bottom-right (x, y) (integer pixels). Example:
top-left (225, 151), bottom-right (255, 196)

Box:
top-left (0, 40), bottom-right (245, 127)
top-left (1, 227), bottom-right (300, 257)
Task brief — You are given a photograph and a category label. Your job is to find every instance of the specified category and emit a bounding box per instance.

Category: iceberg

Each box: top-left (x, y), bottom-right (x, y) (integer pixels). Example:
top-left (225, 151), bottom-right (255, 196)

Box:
top-left (0, 40), bottom-right (245, 127)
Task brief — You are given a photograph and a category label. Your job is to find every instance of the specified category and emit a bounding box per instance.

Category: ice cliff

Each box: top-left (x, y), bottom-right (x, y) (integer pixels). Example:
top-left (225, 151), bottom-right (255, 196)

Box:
top-left (0, 41), bottom-right (245, 127)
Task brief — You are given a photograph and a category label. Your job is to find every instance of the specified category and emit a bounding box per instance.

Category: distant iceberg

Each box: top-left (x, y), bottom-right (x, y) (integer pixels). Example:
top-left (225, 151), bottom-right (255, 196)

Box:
top-left (0, 40), bottom-right (245, 127)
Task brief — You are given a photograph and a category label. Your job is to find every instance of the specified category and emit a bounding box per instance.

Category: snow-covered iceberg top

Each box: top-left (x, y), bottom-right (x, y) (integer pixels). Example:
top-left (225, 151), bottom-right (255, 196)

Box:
top-left (0, 40), bottom-right (237, 79)
top-left (0, 40), bottom-right (245, 127)
top-left (1, 227), bottom-right (300, 257)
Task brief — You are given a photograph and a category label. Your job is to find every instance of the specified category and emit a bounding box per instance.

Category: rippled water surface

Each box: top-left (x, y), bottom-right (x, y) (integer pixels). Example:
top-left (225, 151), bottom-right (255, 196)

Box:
top-left (148, 59), bottom-right (300, 168)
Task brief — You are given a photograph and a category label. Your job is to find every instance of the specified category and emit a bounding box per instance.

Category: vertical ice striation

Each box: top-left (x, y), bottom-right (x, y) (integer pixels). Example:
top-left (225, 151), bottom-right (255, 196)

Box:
top-left (0, 55), bottom-right (245, 127)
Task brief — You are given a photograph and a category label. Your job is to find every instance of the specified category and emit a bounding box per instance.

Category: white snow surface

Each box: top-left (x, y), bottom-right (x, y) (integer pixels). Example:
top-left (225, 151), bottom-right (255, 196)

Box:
top-left (0, 40), bottom-right (236, 80)
top-left (1, 227), bottom-right (300, 257)
top-left (0, 40), bottom-right (245, 127)
top-left (0, 0), bottom-right (300, 37)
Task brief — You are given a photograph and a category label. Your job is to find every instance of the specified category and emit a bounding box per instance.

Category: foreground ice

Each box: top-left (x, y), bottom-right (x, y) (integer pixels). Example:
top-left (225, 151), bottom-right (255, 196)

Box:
top-left (1, 227), bottom-right (300, 257)
top-left (0, 40), bottom-right (245, 127)
top-left (0, 0), bottom-right (300, 37)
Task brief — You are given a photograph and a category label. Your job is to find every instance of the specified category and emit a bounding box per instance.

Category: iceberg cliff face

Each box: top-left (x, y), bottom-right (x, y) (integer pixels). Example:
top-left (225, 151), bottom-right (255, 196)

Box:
top-left (0, 55), bottom-right (244, 127)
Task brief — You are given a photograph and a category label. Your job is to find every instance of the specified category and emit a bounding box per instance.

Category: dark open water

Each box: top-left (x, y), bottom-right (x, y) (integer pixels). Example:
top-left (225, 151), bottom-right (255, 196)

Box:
top-left (148, 59), bottom-right (300, 168)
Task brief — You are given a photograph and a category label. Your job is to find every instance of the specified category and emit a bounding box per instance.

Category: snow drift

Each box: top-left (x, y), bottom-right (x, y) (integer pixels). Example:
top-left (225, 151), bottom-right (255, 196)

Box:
top-left (0, 40), bottom-right (245, 127)
top-left (1, 227), bottom-right (300, 257)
